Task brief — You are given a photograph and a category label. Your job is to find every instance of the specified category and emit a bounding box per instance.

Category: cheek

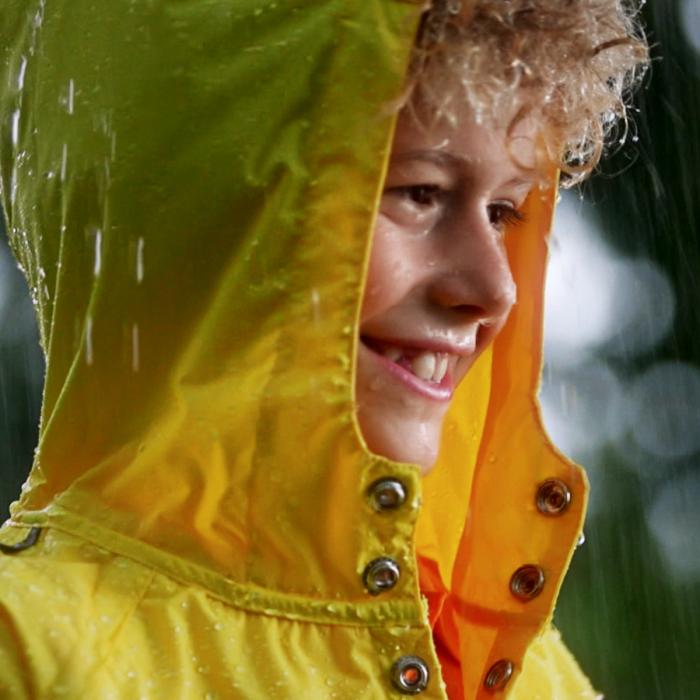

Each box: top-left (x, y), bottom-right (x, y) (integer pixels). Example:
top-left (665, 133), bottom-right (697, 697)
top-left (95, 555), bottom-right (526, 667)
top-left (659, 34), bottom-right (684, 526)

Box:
top-left (360, 217), bottom-right (418, 322)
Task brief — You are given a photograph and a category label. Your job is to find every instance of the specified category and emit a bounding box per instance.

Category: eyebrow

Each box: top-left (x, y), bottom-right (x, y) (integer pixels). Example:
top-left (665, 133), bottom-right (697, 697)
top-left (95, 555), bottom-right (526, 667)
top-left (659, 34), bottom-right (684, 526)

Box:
top-left (390, 149), bottom-right (534, 189)
top-left (391, 149), bottom-right (466, 169)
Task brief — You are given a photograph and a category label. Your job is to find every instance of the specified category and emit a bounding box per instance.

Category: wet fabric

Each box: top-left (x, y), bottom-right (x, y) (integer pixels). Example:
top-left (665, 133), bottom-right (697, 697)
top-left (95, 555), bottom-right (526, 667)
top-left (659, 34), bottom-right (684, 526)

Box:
top-left (0, 1), bottom-right (594, 698)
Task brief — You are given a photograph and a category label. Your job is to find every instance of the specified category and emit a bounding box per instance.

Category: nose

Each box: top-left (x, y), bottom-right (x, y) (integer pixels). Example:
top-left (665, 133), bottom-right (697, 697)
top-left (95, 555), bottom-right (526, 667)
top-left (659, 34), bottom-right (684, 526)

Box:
top-left (427, 208), bottom-right (517, 326)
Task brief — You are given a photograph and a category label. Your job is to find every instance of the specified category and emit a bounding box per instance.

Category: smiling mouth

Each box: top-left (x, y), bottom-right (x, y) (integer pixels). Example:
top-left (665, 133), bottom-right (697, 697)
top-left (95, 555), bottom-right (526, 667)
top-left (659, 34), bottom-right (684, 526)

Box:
top-left (361, 336), bottom-right (453, 385)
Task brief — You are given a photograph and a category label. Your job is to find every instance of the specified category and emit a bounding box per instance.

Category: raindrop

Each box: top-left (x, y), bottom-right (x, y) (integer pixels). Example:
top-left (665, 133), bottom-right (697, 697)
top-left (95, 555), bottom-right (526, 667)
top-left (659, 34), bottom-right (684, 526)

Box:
top-left (60, 143), bottom-right (68, 182)
top-left (136, 237), bottom-right (144, 283)
top-left (85, 315), bottom-right (94, 365)
top-left (11, 110), bottom-right (20, 147)
top-left (66, 79), bottom-right (75, 115)
top-left (131, 324), bottom-right (140, 373)
top-left (93, 229), bottom-right (102, 276)
top-left (17, 56), bottom-right (27, 91)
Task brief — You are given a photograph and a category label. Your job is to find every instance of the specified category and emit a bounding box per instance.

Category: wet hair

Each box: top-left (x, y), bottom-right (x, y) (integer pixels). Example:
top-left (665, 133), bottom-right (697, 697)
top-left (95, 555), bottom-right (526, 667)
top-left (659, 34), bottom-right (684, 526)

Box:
top-left (403, 0), bottom-right (649, 185)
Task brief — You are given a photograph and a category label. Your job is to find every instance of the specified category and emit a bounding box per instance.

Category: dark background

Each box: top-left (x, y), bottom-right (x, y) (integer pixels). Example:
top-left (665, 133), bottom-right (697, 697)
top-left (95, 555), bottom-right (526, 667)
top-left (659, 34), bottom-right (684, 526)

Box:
top-left (1, 2), bottom-right (699, 697)
top-left (553, 2), bottom-right (700, 698)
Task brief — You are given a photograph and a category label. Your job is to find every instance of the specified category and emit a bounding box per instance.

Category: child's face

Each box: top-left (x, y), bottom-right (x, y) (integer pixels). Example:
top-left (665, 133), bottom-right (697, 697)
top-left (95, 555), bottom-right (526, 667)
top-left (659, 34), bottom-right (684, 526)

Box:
top-left (357, 103), bottom-right (538, 473)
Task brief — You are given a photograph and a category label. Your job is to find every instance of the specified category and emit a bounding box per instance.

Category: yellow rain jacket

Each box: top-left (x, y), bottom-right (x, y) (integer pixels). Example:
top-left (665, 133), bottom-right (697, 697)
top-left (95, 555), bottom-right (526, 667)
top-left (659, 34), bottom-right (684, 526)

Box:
top-left (0, 1), bottom-right (595, 698)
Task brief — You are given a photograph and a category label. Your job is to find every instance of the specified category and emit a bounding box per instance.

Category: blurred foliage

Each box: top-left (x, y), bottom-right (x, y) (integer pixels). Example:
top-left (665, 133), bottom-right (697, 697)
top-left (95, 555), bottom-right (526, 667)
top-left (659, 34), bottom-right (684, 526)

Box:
top-left (1, 0), bottom-right (699, 697)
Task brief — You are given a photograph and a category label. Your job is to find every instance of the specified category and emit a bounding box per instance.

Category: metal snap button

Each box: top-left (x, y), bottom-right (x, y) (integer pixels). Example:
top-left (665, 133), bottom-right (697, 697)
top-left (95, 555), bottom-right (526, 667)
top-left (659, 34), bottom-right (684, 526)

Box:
top-left (484, 659), bottom-right (514, 691)
top-left (536, 479), bottom-right (571, 515)
top-left (509, 564), bottom-right (545, 601)
top-left (368, 478), bottom-right (407, 512)
top-left (0, 526), bottom-right (41, 554)
top-left (391, 655), bottom-right (429, 694)
top-left (362, 557), bottom-right (400, 595)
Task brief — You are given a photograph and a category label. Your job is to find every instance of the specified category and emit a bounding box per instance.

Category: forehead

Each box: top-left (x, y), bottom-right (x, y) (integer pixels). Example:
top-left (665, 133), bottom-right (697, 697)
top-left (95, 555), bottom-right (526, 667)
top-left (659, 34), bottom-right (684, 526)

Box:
top-left (391, 100), bottom-right (544, 177)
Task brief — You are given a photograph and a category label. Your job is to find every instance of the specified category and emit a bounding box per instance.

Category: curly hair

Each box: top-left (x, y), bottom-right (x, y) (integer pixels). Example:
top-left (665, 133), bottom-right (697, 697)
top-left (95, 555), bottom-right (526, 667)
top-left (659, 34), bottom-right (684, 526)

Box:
top-left (403, 0), bottom-right (649, 185)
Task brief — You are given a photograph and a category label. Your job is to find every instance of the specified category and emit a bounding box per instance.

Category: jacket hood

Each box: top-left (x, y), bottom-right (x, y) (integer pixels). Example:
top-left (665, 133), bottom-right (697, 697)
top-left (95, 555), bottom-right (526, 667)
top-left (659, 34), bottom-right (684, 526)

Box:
top-left (1, 1), bottom-right (586, 696)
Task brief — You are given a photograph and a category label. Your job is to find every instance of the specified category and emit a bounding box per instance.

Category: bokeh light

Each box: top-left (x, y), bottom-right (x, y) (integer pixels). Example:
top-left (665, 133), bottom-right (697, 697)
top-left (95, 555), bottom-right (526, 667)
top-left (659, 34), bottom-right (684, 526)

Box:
top-left (647, 470), bottom-right (700, 582)
top-left (627, 361), bottom-right (700, 460)
top-left (680, 0), bottom-right (700, 55)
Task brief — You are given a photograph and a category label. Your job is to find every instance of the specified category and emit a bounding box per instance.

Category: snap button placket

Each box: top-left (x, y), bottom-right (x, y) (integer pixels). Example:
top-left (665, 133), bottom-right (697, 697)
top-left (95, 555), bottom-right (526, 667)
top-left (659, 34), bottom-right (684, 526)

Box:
top-left (484, 659), bottom-right (514, 692)
top-left (363, 557), bottom-right (400, 595)
top-left (536, 479), bottom-right (571, 515)
top-left (392, 655), bottom-right (430, 694)
top-left (509, 564), bottom-right (545, 601)
top-left (368, 478), bottom-right (407, 511)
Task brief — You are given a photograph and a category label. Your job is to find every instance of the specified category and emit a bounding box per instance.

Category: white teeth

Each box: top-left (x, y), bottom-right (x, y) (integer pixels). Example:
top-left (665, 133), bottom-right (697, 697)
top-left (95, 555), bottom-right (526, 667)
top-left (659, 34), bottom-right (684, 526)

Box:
top-left (411, 352), bottom-right (437, 381)
top-left (379, 344), bottom-right (450, 384)
top-left (382, 346), bottom-right (402, 362)
top-left (434, 354), bottom-right (448, 383)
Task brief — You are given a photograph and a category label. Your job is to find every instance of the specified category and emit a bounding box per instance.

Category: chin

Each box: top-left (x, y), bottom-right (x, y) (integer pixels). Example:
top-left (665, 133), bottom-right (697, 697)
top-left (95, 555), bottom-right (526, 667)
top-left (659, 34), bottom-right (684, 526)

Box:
top-left (358, 409), bottom-right (442, 475)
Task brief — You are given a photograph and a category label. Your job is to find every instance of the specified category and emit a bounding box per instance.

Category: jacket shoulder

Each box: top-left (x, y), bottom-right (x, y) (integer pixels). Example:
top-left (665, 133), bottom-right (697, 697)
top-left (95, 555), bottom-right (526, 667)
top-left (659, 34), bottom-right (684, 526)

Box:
top-left (510, 626), bottom-right (600, 700)
top-left (0, 526), bottom-right (153, 699)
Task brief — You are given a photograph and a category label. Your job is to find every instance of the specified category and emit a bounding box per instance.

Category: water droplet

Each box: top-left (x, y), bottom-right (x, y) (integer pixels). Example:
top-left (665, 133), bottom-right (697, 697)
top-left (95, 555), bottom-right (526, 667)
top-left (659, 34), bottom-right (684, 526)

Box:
top-left (60, 143), bottom-right (68, 182)
top-left (136, 237), bottom-right (144, 283)
top-left (17, 56), bottom-right (28, 91)
top-left (93, 228), bottom-right (102, 276)
top-left (11, 110), bottom-right (20, 147)
top-left (66, 79), bottom-right (75, 115)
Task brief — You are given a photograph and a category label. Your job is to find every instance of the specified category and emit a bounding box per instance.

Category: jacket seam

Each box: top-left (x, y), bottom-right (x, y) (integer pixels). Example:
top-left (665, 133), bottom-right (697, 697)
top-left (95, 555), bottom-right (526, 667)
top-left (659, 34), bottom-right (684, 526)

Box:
top-left (30, 512), bottom-right (427, 629)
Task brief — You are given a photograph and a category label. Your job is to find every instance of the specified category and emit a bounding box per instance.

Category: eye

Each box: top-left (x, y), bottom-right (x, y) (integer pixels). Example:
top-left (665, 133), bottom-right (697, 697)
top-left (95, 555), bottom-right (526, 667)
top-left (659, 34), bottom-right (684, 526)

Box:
top-left (488, 201), bottom-right (526, 231)
top-left (386, 184), bottom-right (445, 208)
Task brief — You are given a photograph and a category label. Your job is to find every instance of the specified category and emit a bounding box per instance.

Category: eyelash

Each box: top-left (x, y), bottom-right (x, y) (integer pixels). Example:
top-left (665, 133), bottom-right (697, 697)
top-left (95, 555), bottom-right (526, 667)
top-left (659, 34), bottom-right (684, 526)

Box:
top-left (488, 202), bottom-right (526, 230)
top-left (389, 184), bottom-right (445, 207)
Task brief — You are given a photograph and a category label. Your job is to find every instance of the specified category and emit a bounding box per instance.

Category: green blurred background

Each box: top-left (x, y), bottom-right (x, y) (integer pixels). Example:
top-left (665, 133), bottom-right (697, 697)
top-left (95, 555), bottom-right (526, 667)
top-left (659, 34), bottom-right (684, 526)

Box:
top-left (1, 1), bottom-right (699, 697)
